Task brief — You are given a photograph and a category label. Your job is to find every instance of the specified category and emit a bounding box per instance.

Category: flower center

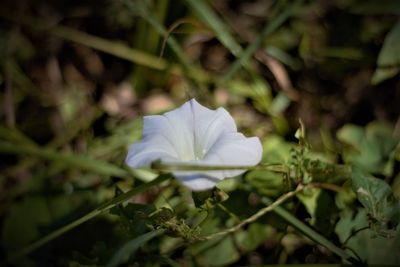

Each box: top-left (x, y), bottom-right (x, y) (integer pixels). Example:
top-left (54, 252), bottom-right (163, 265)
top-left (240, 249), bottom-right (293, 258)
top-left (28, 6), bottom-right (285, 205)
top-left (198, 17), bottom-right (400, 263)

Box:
top-left (194, 148), bottom-right (207, 160)
top-left (181, 144), bottom-right (207, 161)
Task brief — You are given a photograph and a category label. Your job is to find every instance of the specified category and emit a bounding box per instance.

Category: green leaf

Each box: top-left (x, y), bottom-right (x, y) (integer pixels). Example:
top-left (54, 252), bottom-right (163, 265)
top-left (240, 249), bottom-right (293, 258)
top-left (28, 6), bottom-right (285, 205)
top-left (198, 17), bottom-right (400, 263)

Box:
top-left (392, 172), bottom-right (400, 198)
top-left (336, 209), bottom-right (400, 265)
top-left (262, 135), bottom-right (294, 163)
top-left (351, 168), bottom-right (400, 236)
top-left (246, 170), bottom-right (285, 197)
top-left (297, 188), bottom-right (338, 234)
top-left (227, 78), bottom-right (273, 115)
top-left (335, 180), bottom-right (357, 210)
top-left (110, 201), bottom-right (156, 237)
top-left (371, 21), bottom-right (400, 84)
top-left (106, 229), bottom-right (165, 267)
top-left (304, 159), bottom-right (352, 184)
top-left (338, 122), bottom-right (399, 176)
top-left (269, 92), bottom-right (291, 115)
top-left (234, 223), bottom-right (272, 252)
top-left (297, 188), bottom-right (321, 223)
top-left (200, 235), bottom-right (240, 266)
top-left (337, 124), bottom-right (364, 148)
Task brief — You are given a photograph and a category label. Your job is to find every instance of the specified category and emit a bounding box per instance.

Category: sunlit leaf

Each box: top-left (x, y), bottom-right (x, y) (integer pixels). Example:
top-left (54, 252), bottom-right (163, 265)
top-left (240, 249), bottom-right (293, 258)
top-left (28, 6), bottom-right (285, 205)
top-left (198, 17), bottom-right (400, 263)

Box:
top-left (262, 135), bottom-right (294, 162)
top-left (351, 168), bottom-right (400, 236)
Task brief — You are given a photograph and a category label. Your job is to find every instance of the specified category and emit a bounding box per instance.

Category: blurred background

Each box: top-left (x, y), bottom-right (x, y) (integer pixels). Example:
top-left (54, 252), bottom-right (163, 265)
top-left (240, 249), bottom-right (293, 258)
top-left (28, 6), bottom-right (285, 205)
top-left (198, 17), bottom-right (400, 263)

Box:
top-left (0, 0), bottom-right (399, 266)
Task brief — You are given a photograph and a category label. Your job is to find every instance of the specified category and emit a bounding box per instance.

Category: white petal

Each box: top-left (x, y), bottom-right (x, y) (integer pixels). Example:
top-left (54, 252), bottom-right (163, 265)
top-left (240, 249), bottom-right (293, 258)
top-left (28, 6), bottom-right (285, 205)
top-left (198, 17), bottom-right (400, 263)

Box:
top-left (141, 115), bottom-right (192, 160)
top-left (162, 103), bottom-right (195, 160)
top-left (174, 174), bottom-right (220, 191)
top-left (125, 135), bottom-right (179, 168)
top-left (203, 132), bottom-right (263, 178)
top-left (163, 99), bottom-right (237, 159)
top-left (193, 106), bottom-right (237, 157)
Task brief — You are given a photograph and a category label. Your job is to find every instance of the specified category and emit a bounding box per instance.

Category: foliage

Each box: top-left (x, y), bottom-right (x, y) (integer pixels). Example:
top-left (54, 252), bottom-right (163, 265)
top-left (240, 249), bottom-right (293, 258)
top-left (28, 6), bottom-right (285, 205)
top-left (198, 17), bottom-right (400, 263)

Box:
top-left (0, 0), bottom-right (399, 266)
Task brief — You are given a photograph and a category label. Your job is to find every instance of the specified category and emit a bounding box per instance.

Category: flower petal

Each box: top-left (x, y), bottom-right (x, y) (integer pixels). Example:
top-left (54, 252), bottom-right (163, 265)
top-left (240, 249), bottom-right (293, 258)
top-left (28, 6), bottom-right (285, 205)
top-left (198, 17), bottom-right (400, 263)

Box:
top-left (203, 132), bottom-right (263, 178)
top-left (174, 173), bottom-right (220, 191)
top-left (193, 106), bottom-right (237, 158)
top-left (160, 103), bottom-right (196, 160)
top-left (163, 99), bottom-right (237, 159)
top-left (125, 135), bottom-right (179, 168)
top-left (141, 115), bottom-right (192, 160)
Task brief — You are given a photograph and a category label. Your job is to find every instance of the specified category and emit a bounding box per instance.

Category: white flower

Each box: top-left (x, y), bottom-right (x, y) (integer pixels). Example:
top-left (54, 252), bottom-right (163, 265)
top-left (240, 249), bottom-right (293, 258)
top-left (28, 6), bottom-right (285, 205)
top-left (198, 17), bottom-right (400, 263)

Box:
top-left (125, 99), bottom-right (262, 191)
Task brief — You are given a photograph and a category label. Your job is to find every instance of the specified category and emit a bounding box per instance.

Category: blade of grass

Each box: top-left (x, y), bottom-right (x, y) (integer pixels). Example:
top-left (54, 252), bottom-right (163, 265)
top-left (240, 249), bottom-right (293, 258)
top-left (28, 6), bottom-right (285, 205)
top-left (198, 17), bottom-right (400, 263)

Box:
top-left (0, 12), bottom-right (211, 83)
top-left (0, 126), bottom-right (38, 148)
top-left (184, 0), bottom-right (243, 57)
top-left (0, 140), bottom-right (127, 177)
top-left (261, 197), bottom-right (361, 265)
top-left (3, 174), bottom-right (171, 264)
top-left (223, 0), bottom-right (302, 81)
top-left (0, 139), bottom-right (156, 182)
top-left (51, 25), bottom-right (168, 71)
top-left (0, 141), bottom-right (159, 183)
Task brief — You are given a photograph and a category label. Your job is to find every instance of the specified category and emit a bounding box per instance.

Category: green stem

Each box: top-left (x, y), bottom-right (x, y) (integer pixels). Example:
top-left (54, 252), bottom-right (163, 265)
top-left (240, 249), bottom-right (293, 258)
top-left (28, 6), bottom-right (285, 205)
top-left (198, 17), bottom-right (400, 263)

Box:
top-left (203, 184), bottom-right (304, 240)
top-left (5, 174), bottom-right (171, 263)
top-left (152, 161), bottom-right (289, 173)
top-left (261, 197), bottom-right (360, 265)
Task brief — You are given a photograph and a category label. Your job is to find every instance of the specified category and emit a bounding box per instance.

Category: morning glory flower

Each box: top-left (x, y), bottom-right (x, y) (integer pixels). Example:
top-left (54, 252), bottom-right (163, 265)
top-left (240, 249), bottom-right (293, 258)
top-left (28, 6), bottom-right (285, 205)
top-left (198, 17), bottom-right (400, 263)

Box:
top-left (125, 99), bottom-right (262, 191)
